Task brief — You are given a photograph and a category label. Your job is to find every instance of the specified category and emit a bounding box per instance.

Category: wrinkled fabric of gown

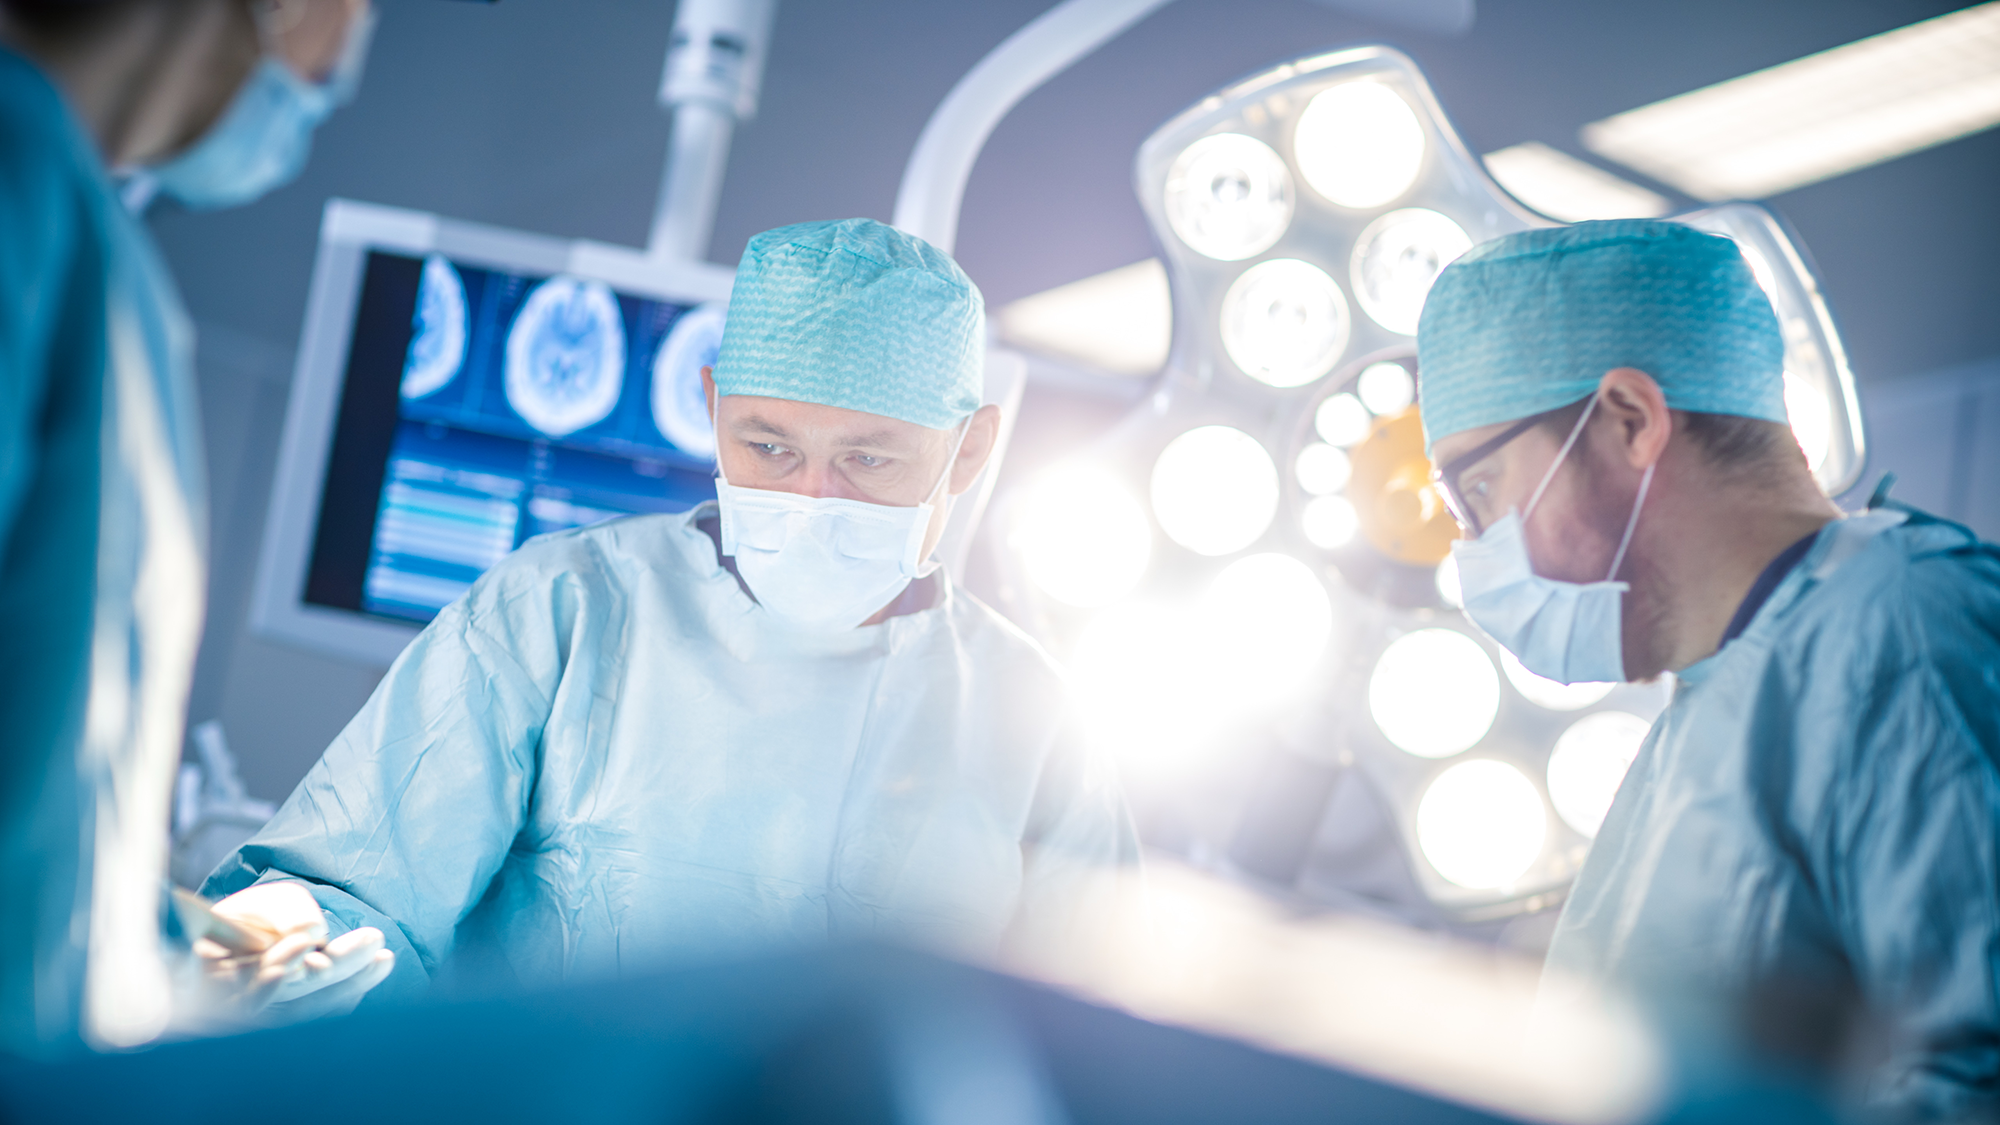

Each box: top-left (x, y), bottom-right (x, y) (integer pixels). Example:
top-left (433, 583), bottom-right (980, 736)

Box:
top-left (207, 504), bottom-right (1138, 1010)
top-left (0, 49), bottom-right (207, 1056)
top-left (1547, 506), bottom-right (2000, 1120)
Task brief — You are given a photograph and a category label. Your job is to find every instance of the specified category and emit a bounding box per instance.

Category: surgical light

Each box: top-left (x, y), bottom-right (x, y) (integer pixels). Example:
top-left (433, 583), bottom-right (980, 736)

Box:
top-left (1369, 627), bottom-right (1499, 758)
top-left (1349, 209), bottom-right (1472, 336)
top-left (1219, 259), bottom-right (1351, 388)
top-left (1355, 361), bottom-right (1415, 417)
top-left (1314, 392), bottom-right (1372, 447)
top-left (1417, 759), bottom-right (1548, 889)
top-left (1015, 466), bottom-right (1152, 608)
top-left (1199, 553), bottom-right (1334, 697)
top-left (1150, 425), bottom-right (1279, 556)
top-left (1164, 133), bottom-right (1295, 262)
top-left (1546, 711), bottom-right (1652, 837)
top-left (1295, 80), bottom-right (1428, 210)
top-left (1784, 372), bottom-right (1833, 474)
top-left (1070, 602), bottom-right (1207, 770)
top-left (1434, 555), bottom-right (1462, 607)
top-left (1302, 494), bottom-right (1359, 549)
top-left (1294, 442), bottom-right (1352, 495)
top-left (1499, 650), bottom-right (1614, 713)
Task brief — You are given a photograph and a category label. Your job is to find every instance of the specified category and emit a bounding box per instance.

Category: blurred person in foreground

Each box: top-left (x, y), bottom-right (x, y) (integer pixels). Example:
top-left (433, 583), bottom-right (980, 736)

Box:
top-left (1416, 220), bottom-right (2000, 1120)
top-left (0, 0), bottom-right (392, 1056)
top-left (205, 219), bottom-right (1140, 1016)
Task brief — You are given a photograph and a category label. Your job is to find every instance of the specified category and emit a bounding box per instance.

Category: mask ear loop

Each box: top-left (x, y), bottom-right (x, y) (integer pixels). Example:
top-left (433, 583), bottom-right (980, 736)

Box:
top-left (1523, 394), bottom-right (1600, 523)
top-left (1604, 462), bottom-right (1655, 583)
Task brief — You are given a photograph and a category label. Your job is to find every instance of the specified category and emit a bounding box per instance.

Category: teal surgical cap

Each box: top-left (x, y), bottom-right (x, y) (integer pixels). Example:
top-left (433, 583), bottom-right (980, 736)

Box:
top-left (1415, 219), bottom-right (1787, 456)
top-left (713, 218), bottom-right (984, 430)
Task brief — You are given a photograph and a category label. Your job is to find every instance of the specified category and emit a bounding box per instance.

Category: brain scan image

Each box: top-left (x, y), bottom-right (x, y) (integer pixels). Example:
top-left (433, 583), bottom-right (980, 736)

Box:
top-left (650, 302), bottom-right (725, 459)
top-left (504, 275), bottom-right (627, 437)
top-left (401, 255), bottom-right (468, 399)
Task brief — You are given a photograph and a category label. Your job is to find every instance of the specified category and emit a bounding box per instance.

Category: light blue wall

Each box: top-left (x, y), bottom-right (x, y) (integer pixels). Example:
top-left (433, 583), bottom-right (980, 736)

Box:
top-left (1842, 359), bottom-right (2000, 541)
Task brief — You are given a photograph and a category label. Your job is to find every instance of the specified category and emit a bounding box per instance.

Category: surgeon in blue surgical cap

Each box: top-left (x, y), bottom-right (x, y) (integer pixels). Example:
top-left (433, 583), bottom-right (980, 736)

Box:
top-left (206, 218), bottom-right (1141, 1012)
top-left (1417, 219), bottom-right (2000, 1119)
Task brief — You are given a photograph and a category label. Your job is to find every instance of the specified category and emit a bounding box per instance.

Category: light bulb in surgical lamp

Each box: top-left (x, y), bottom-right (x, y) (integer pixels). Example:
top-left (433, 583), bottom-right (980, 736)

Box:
top-left (1200, 553), bottom-right (1334, 696)
top-left (1784, 372), bottom-right (1833, 475)
top-left (1546, 711), bottom-right (1652, 837)
top-left (1219, 259), bottom-right (1351, 387)
top-left (1500, 649), bottom-right (1614, 712)
top-left (1435, 555), bottom-right (1463, 608)
top-left (1418, 759), bottom-right (1548, 889)
top-left (1295, 442), bottom-right (1352, 495)
top-left (1314, 392), bottom-right (1372, 447)
top-left (1165, 133), bottom-right (1294, 261)
top-left (1302, 495), bottom-right (1359, 549)
top-left (1015, 466), bottom-right (1152, 608)
top-left (1351, 209), bottom-right (1472, 336)
top-left (1150, 426), bottom-right (1280, 556)
top-left (1370, 627), bottom-right (1499, 758)
top-left (1355, 361), bottom-right (1416, 417)
top-left (1295, 80), bottom-right (1427, 210)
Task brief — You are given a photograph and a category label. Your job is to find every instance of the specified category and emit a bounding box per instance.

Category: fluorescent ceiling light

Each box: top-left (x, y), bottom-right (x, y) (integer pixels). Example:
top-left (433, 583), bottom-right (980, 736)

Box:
top-left (1581, 2), bottom-right (2000, 200)
top-left (995, 257), bottom-right (1170, 376)
top-left (1482, 142), bottom-right (1671, 221)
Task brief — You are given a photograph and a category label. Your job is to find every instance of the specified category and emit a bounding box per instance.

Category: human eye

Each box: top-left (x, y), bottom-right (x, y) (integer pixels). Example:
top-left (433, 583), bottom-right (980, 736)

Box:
top-left (850, 453), bottom-right (887, 470)
top-left (750, 441), bottom-right (788, 458)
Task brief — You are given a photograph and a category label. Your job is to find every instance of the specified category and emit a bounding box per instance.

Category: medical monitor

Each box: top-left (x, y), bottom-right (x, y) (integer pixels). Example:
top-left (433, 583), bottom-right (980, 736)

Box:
top-left (253, 201), bottom-right (738, 666)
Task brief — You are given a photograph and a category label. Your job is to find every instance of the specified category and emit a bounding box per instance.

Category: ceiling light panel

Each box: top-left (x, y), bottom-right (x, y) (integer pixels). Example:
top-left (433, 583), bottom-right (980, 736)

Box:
top-left (1581, 2), bottom-right (2000, 200)
top-left (1481, 142), bottom-right (1672, 222)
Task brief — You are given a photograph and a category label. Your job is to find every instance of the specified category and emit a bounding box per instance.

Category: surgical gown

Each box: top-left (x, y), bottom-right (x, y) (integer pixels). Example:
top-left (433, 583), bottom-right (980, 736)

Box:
top-left (207, 505), bottom-right (1139, 1009)
top-left (1547, 507), bottom-right (2000, 1119)
top-left (0, 49), bottom-right (208, 1055)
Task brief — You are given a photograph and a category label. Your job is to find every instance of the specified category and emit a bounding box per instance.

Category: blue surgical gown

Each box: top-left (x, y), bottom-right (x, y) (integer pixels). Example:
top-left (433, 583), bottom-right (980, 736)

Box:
top-left (1547, 507), bottom-right (2000, 1119)
top-left (206, 505), bottom-right (1139, 1008)
top-left (0, 49), bottom-right (208, 1055)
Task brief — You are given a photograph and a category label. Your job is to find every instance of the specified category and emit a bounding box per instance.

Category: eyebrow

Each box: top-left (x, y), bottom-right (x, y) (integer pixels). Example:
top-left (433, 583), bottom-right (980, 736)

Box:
top-left (729, 415), bottom-right (916, 454)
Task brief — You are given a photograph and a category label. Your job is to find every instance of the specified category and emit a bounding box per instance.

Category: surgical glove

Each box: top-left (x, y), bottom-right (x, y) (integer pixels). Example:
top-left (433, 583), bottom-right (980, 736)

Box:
top-left (198, 882), bottom-right (394, 1014)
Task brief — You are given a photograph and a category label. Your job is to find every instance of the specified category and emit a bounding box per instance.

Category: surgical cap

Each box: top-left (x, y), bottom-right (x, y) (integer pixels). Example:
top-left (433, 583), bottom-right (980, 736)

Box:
top-left (713, 218), bottom-right (984, 430)
top-left (1416, 219), bottom-right (1786, 456)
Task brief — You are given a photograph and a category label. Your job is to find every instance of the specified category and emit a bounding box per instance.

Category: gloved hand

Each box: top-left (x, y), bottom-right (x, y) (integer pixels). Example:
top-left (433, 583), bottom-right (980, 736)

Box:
top-left (196, 882), bottom-right (395, 1015)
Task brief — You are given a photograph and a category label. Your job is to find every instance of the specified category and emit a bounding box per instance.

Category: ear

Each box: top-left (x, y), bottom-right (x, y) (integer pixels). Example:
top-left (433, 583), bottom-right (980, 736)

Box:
top-left (1595, 367), bottom-right (1672, 471)
top-left (701, 366), bottom-right (716, 423)
top-left (947, 404), bottom-right (1003, 496)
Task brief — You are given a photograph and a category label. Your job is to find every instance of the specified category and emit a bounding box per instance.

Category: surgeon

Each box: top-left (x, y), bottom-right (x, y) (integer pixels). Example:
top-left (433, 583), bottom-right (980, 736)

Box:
top-left (1416, 219), bottom-right (2000, 1118)
top-left (205, 218), bottom-right (1141, 1012)
top-left (0, 0), bottom-right (393, 1053)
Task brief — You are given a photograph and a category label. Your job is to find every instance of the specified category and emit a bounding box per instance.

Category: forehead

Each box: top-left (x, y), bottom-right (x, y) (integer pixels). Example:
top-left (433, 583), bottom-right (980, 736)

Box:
top-left (1430, 418), bottom-right (1520, 469)
top-left (718, 392), bottom-right (938, 449)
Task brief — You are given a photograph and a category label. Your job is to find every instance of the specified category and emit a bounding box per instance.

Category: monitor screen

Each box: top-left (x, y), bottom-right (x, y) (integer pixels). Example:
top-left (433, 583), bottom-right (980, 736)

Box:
top-left (303, 249), bottom-right (722, 625)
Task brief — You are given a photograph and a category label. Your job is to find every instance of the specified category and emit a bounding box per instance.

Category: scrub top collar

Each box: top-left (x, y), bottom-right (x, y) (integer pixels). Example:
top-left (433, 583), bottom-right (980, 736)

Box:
top-left (1675, 509), bottom-right (1910, 688)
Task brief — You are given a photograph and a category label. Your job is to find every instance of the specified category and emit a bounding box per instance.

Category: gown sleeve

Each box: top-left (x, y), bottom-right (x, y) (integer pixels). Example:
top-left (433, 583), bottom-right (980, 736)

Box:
top-left (202, 570), bottom-right (574, 1012)
top-left (1005, 707), bottom-right (1143, 959)
top-left (1826, 547), bottom-right (2000, 1120)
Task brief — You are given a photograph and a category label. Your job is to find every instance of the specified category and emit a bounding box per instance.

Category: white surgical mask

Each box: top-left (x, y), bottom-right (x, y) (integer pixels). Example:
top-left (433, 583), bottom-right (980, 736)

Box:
top-left (148, 6), bottom-right (376, 211)
top-left (714, 410), bottom-right (968, 632)
top-left (1450, 396), bottom-right (1655, 685)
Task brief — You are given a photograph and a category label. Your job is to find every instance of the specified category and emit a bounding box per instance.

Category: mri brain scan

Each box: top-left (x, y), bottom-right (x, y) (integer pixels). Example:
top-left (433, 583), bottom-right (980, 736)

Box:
top-left (504, 276), bottom-right (627, 437)
top-left (650, 302), bottom-right (725, 459)
top-left (401, 255), bottom-right (468, 400)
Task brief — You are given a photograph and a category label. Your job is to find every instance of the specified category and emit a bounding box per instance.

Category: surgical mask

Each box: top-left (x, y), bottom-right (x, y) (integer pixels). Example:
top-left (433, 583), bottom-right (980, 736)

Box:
top-left (148, 6), bottom-right (376, 211)
top-left (714, 411), bottom-right (968, 632)
top-left (1449, 396), bottom-right (1655, 685)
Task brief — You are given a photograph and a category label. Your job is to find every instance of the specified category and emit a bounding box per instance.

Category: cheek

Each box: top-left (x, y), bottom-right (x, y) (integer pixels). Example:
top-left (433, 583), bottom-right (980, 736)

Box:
top-left (1526, 484), bottom-right (1618, 583)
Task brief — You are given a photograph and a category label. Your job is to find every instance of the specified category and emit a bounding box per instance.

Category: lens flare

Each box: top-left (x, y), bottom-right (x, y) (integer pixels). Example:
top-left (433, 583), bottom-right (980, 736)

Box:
top-left (1014, 466), bottom-right (1152, 607)
top-left (1302, 495), bottom-right (1359, 549)
top-left (1295, 443), bottom-right (1352, 495)
top-left (1198, 553), bottom-right (1335, 697)
top-left (1314, 392), bottom-right (1372, 447)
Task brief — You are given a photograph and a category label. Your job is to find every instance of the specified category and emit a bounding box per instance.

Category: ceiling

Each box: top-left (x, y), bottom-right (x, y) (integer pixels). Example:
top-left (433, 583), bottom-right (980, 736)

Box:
top-left (151, 0), bottom-right (1997, 388)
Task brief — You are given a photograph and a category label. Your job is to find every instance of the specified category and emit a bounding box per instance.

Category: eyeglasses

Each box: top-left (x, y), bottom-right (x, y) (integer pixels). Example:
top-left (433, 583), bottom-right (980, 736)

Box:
top-left (1431, 410), bottom-right (1550, 538)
